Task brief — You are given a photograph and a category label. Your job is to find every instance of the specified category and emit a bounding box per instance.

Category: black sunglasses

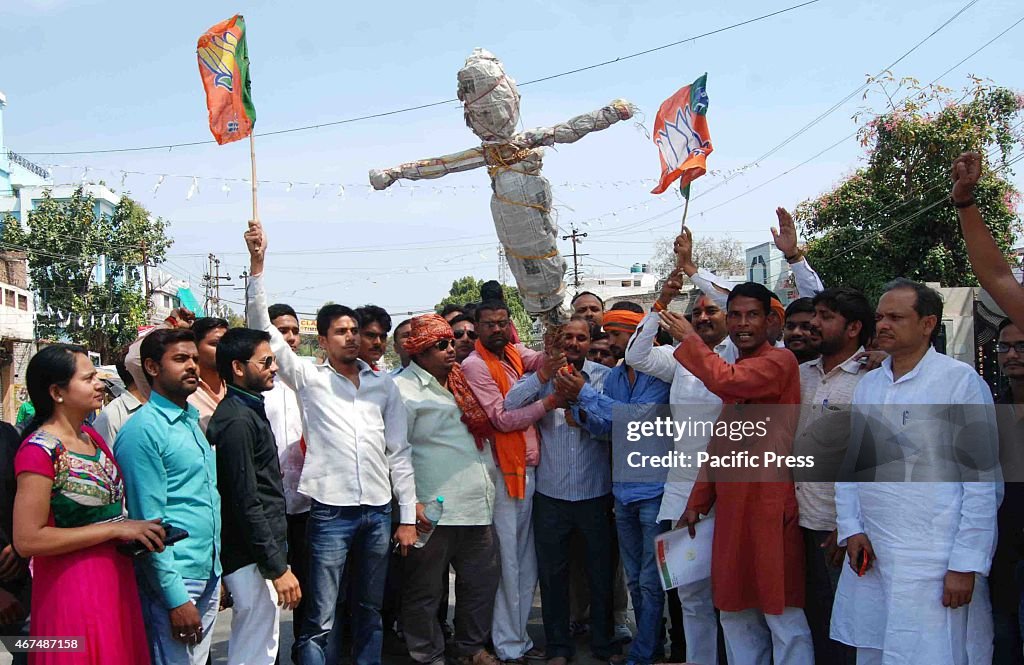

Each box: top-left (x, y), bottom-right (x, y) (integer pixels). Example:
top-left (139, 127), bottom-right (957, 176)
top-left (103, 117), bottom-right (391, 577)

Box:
top-left (453, 330), bottom-right (478, 340)
top-left (434, 339), bottom-right (453, 351)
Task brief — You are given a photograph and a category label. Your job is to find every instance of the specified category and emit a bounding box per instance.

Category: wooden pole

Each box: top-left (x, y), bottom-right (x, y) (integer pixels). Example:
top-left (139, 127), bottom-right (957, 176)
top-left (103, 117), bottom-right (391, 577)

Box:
top-left (675, 191), bottom-right (692, 233)
top-left (680, 180), bottom-right (691, 233)
top-left (249, 133), bottom-right (258, 221)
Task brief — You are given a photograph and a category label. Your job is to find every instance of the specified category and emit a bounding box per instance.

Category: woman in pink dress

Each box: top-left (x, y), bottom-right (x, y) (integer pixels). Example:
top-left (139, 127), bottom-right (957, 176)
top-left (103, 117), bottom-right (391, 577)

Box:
top-left (13, 344), bottom-right (166, 665)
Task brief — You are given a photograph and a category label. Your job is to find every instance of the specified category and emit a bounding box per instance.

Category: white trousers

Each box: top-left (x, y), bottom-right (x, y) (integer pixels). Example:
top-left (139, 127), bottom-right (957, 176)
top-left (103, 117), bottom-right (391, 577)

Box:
top-left (490, 464), bottom-right (538, 660)
top-left (224, 563), bottom-right (281, 665)
top-left (676, 576), bottom-right (719, 665)
top-left (857, 647), bottom-right (884, 665)
top-left (720, 607), bottom-right (813, 665)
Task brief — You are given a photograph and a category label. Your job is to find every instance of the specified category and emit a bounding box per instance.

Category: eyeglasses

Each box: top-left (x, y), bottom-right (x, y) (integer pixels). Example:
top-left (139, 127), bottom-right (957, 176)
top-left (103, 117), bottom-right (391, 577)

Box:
top-left (997, 342), bottom-right (1024, 354)
top-left (247, 356), bottom-right (276, 370)
top-left (434, 339), bottom-right (453, 351)
top-left (453, 329), bottom-right (478, 341)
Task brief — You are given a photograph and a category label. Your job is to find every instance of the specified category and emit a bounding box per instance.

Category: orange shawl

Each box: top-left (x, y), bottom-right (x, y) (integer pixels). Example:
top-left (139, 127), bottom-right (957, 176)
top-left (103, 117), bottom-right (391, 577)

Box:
top-left (475, 338), bottom-right (528, 499)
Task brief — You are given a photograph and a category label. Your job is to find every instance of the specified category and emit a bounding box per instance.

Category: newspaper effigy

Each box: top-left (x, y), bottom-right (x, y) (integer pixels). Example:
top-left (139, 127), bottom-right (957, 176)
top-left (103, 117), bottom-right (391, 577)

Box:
top-left (370, 48), bottom-right (634, 324)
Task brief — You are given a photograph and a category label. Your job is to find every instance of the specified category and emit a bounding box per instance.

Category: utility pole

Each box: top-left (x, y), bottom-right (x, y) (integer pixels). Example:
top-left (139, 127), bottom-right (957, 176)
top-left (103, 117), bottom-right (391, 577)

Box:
top-left (237, 269), bottom-right (249, 323)
top-left (203, 253), bottom-right (232, 317)
top-left (141, 239), bottom-right (150, 307)
top-left (497, 243), bottom-right (511, 285)
top-left (561, 224), bottom-right (588, 291)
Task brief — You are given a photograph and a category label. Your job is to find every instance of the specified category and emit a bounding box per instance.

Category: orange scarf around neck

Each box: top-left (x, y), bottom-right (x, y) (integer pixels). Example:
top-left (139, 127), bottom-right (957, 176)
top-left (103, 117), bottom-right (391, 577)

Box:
top-left (475, 339), bottom-right (528, 499)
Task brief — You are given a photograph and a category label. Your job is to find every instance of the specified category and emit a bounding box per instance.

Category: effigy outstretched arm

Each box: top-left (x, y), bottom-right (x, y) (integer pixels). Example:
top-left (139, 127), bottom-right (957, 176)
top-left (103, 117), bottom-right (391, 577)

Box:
top-left (369, 146), bottom-right (487, 190)
top-left (513, 99), bottom-right (634, 150)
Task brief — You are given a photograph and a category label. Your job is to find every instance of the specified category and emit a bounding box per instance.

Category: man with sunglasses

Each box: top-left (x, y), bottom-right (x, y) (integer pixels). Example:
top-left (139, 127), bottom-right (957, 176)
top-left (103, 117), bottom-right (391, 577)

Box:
top-left (991, 319), bottom-right (1024, 663)
top-left (207, 328), bottom-right (301, 665)
top-left (394, 314), bottom-right (500, 665)
top-left (449, 315), bottom-right (479, 364)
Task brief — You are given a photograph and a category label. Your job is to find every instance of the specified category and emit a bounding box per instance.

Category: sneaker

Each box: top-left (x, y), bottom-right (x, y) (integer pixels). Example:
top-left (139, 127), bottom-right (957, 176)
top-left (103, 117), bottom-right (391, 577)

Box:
top-left (613, 623), bottom-right (633, 643)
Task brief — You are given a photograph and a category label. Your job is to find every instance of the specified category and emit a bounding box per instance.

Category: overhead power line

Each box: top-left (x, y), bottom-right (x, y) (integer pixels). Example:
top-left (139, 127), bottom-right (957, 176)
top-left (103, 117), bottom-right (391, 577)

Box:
top-left (18, 0), bottom-right (823, 156)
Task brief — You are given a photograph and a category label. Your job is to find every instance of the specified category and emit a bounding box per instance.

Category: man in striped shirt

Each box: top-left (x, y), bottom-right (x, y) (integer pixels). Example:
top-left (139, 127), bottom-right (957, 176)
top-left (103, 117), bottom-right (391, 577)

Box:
top-left (793, 287), bottom-right (875, 665)
top-left (505, 318), bottom-right (617, 665)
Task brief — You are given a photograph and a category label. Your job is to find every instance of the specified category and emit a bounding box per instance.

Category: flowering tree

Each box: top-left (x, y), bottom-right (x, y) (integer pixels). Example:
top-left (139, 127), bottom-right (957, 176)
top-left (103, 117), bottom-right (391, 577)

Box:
top-left (795, 78), bottom-right (1023, 298)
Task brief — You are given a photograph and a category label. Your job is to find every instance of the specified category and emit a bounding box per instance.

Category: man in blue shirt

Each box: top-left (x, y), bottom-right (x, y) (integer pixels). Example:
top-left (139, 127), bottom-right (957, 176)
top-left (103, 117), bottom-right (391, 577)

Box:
top-left (555, 304), bottom-right (672, 665)
top-left (116, 328), bottom-right (223, 665)
top-left (505, 318), bottom-right (616, 665)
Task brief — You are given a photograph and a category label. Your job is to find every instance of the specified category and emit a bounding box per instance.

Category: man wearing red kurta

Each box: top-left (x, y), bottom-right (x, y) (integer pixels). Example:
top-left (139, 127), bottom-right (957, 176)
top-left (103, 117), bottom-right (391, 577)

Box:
top-left (661, 281), bottom-right (813, 665)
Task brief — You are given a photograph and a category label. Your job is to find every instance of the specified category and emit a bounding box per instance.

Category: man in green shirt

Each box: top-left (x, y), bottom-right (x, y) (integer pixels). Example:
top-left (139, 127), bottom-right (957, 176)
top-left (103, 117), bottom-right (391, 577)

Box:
top-left (393, 314), bottom-right (499, 665)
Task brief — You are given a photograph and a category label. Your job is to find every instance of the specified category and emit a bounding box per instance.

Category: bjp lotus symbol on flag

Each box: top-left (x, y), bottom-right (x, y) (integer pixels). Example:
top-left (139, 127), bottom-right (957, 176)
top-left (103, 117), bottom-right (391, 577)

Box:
top-left (197, 14), bottom-right (256, 145)
top-left (651, 74), bottom-right (712, 197)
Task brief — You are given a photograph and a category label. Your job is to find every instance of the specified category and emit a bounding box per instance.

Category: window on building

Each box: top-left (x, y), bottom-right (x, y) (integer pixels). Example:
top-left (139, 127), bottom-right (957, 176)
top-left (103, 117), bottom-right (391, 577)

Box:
top-left (162, 294), bottom-right (172, 308)
top-left (3, 290), bottom-right (13, 308)
top-left (621, 280), bottom-right (632, 288)
top-left (598, 280), bottom-right (606, 285)
top-left (633, 280), bottom-right (641, 286)
top-left (17, 295), bottom-right (27, 311)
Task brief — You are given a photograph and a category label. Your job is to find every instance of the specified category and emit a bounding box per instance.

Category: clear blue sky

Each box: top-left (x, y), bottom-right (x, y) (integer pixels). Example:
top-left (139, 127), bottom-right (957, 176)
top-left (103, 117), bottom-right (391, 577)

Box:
top-left (1, 0), bottom-right (1022, 316)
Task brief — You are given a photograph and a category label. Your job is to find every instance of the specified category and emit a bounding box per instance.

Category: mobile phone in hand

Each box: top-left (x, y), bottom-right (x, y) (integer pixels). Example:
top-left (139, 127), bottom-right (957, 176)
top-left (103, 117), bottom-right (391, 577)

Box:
top-left (857, 549), bottom-right (871, 576)
top-left (117, 523), bottom-right (189, 558)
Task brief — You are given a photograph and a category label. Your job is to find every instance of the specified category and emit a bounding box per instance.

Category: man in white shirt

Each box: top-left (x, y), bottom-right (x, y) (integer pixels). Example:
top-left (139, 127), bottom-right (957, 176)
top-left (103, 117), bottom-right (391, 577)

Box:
top-left (244, 220), bottom-right (422, 665)
top-left (793, 286), bottom-right (875, 665)
top-left (831, 279), bottom-right (1000, 665)
top-left (624, 276), bottom-right (724, 665)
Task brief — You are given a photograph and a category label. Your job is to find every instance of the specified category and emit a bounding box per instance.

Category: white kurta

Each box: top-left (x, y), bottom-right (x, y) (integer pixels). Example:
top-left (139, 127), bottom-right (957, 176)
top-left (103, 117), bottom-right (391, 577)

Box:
top-left (831, 348), bottom-right (1000, 664)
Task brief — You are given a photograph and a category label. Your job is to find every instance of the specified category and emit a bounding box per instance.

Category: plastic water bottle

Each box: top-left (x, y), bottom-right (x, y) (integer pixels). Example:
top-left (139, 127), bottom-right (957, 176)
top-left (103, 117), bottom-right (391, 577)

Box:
top-left (414, 496), bottom-right (445, 549)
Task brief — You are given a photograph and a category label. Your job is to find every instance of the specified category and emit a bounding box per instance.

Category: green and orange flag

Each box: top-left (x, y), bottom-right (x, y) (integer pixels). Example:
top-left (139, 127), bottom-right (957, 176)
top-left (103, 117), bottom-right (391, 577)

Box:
top-left (197, 15), bottom-right (256, 145)
top-left (650, 74), bottom-right (712, 197)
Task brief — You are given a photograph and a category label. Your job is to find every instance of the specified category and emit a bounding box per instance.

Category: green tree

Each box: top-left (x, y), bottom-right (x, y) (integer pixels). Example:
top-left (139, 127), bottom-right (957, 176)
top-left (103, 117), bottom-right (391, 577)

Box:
top-left (1, 188), bottom-right (172, 359)
top-left (795, 78), bottom-right (1023, 299)
top-left (436, 277), bottom-right (534, 345)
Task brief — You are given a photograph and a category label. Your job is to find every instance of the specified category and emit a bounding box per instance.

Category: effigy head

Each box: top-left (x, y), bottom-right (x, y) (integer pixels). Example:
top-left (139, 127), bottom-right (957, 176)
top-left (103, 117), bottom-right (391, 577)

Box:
top-left (458, 48), bottom-right (521, 144)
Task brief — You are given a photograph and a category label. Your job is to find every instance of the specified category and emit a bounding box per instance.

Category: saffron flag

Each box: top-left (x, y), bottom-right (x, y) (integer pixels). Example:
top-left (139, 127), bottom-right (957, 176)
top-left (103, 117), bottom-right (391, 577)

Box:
top-left (197, 15), bottom-right (256, 145)
top-left (651, 74), bottom-right (712, 197)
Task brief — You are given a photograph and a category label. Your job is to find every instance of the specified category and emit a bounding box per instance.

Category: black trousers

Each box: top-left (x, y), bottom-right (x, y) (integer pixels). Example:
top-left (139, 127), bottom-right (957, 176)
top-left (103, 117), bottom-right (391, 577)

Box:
top-left (533, 492), bottom-right (617, 660)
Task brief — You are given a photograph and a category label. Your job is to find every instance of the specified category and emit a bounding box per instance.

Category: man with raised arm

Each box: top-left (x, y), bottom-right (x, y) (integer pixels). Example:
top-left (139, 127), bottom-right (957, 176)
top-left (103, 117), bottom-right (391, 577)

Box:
top-left (243, 220), bottom-right (422, 665)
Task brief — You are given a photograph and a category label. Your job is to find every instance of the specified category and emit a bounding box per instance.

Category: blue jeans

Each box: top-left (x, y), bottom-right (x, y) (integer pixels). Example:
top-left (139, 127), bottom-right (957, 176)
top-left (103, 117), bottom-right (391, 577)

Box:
top-left (139, 576), bottom-right (221, 665)
top-left (297, 501), bottom-right (392, 665)
top-left (615, 496), bottom-right (668, 665)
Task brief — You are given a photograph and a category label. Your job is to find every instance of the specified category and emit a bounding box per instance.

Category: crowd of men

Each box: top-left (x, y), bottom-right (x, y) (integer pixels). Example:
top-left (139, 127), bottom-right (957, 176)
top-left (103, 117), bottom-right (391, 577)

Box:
top-left (2, 150), bottom-right (1022, 665)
